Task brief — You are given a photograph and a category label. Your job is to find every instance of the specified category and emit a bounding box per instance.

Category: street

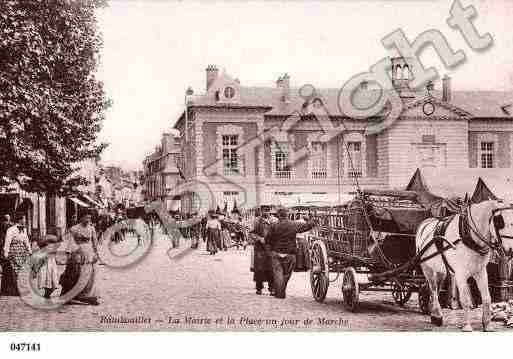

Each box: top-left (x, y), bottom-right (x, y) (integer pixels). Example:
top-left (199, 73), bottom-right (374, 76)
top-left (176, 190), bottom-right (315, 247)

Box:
top-left (0, 232), bottom-right (510, 332)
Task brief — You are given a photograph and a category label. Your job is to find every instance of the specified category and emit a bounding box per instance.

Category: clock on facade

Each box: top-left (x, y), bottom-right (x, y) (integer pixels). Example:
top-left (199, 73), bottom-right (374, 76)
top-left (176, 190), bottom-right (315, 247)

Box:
top-left (224, 86), bottom-right (235, 99)
top-left (422, 101), bottom-right (435, 116)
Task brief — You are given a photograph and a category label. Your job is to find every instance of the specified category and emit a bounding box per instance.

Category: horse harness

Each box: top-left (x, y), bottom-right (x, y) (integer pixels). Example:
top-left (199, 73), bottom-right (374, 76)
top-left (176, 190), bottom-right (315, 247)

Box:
top-left (420, 205), bottom-right (513, 273)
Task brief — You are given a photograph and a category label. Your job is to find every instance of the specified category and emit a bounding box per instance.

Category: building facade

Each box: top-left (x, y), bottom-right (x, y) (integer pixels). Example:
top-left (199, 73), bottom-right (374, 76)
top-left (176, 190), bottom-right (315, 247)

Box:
top-left (173, 61), bottom-right (513, 213)
top-left (142, 132), bottom-right (182, 211)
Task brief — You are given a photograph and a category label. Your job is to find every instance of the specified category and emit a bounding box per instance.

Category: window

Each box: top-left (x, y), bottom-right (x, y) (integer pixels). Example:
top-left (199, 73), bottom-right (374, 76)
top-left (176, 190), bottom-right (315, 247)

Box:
top-left (310, 142), bottom-right (327, 179)
top-left (223, 191), bottom-right (239, 212)
top-left (224, 86), bottom-right (235, 99)
top-left (480, 142), bottom-right (494, 168)
top-left (275, 147), bottom-right (291, 179)
top-left (402, 65), bottom-right (410, 80)
top-left (222, 135), bottom-right (239, 175)
top-left (395, 65), bottom-right (403, 79)
top-left (347, 141), bottom-right (362, 177)
top-left (422, 134), bottom-right (435, 143)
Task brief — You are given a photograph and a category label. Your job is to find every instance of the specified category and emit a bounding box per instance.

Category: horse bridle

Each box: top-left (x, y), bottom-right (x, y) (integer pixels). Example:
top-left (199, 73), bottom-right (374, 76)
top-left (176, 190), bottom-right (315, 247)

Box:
top-left (466, 204), bottom-right (513, 257)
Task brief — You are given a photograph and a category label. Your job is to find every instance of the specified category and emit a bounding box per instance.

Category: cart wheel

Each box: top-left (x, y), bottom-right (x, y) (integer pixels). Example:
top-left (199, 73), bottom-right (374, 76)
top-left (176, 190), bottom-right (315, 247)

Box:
top-left (309, 241), bottom-right (329, 302)
top-left (392, 282), bottom-right (412, 306)
top-left (342, 267), bottom-right (359, 312)
top-left (418, 283), bottom-right (431, 315)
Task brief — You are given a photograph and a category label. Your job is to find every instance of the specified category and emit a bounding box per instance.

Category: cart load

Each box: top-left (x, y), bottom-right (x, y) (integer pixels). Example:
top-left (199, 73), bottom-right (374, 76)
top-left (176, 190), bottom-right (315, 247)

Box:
top-left (305, 189), bottom-right (433, 312)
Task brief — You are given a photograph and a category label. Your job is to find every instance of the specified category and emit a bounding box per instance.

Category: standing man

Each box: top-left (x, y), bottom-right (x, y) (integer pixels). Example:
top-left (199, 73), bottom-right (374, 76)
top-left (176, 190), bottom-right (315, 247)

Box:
top-left (265, 206), bottom-right (316, 299)
top-left (250, 209), bottom-right (273, 295)
top-left (0, 214), bottom-right (13, 257)
top-left (0, 214), bottom-right (14, 293)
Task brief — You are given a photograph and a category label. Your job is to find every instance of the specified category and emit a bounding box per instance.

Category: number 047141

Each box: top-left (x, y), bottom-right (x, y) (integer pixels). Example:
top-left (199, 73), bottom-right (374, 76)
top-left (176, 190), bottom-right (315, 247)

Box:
top-left (10, 343), bottom-right (41, 352)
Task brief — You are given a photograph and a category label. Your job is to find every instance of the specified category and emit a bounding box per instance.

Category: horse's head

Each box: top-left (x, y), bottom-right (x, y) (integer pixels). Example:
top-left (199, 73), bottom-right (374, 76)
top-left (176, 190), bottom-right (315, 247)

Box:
top-left (490, 202), bottom-right (513, 257)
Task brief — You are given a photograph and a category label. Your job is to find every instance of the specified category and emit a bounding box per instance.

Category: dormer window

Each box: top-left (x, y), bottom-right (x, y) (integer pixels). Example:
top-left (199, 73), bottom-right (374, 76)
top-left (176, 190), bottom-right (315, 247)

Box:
top-left (313, 98), bottom-right (323, 108)
top-left (224, 86), bottom-right (235, 99)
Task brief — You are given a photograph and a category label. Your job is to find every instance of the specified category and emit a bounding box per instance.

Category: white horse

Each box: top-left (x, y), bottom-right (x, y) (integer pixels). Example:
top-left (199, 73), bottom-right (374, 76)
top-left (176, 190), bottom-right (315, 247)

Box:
top-left (415, 200), bottom-right (513, 331)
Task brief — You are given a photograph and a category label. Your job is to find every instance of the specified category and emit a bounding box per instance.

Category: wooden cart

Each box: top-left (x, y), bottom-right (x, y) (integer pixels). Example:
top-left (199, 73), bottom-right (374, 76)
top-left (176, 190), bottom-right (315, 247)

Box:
top-left (305, 190), bottom-right (434, 313)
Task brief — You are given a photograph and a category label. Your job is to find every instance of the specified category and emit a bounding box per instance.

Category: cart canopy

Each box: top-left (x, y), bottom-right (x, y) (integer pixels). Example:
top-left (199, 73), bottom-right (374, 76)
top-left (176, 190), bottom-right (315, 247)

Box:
top-left (406, 168), bottom-right (513, 215)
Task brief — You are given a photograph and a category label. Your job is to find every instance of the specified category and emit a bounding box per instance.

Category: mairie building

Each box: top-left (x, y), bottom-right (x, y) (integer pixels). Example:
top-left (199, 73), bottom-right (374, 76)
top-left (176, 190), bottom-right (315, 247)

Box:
top-left (170, 60), bottom-right (513, 213)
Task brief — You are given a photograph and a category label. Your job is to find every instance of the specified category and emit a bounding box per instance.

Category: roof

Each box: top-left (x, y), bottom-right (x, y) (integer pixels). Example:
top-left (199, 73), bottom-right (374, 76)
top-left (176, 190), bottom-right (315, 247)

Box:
top-left (406, 167), bottom-right (513, 202)
top-left (473, 170), bottom-right (513, 203)
top-left (187, 86), bottom-right (513, 119)
top-left (406, 168), bottom-right (480, 199)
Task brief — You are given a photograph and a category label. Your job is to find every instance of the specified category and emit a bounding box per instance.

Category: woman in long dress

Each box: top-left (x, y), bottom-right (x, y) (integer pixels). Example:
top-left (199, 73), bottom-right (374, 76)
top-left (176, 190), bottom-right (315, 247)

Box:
top-left (59, 214), bottom-right (99, 305)
top-left (1, 214), bottom-right (31, 296)
top-left (36, 233), bottom-right (61, 299)
top-left (205, 212), bottom-right (221, 255)
top-left (220, 220), bottom-right (230, 251)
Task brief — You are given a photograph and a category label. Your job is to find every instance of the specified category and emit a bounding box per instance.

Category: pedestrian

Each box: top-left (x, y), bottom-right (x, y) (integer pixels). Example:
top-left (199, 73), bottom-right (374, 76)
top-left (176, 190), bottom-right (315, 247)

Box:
top-left (1, 214), bottom-right (31, 296)
top-left (0, 214), bottom-right (13, 286)
top-left (173, 214), bottom-right (181, 248)
top-left (36, 232), bottom-right (62, 299)
top-left (205, 211), bottom-right (221, 255)
top-left (0, 214), bottom-right (13, 247)
top-left (201, 215), bottom-right (208, 243)
top-left (264, 206), bottom-right (316, 299)
top-left (59, 213), bottom-right (100, 305)
top-left (221, 220), bottom-right (230, 251)
top-left (250, 209), bottom-right (274, 295)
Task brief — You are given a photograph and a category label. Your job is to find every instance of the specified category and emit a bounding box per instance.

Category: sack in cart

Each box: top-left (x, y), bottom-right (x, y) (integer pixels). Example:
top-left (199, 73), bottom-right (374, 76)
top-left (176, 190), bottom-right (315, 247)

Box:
top-left (294, 237), bottom-right (310, 272)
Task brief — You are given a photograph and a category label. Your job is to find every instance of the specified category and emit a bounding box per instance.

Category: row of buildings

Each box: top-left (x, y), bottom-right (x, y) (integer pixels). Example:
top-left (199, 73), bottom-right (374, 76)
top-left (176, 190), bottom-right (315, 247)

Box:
top-left (143, 59), bottom-right (513, 213)
top-left (0, 160), bottom-right (143, 239)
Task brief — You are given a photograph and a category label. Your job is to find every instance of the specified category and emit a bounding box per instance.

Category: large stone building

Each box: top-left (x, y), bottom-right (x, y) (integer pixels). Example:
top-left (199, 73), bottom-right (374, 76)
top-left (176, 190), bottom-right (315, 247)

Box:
top-left (173, 61), bottom-right (513, 213)
top-left (142, 132), bottom-right (182, 211)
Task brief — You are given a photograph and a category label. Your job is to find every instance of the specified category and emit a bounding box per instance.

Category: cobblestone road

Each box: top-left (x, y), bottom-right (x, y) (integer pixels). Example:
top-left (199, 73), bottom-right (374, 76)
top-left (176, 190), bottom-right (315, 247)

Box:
top-left (1, 232), bottom-right (511, 332)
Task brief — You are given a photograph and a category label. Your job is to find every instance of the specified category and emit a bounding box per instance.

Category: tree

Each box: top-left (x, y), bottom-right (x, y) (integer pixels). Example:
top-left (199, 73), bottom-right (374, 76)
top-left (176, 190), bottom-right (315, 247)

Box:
top-left (0, 0), bottom-right (110, 195)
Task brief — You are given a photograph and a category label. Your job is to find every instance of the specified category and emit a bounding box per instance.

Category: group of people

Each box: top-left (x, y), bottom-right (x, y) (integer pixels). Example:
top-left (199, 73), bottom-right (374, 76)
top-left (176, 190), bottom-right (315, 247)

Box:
top-left (0, 212), bottom-right (100, 305)
top-left (250, 207), bottom-right (315, 298)
top-left (203, 211), bottom-right (246, 255)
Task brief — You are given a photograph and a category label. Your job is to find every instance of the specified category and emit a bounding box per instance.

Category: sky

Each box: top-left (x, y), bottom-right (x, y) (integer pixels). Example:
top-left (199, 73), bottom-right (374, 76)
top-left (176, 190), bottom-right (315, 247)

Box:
top-left (96, 0), bottom-right (513, 171)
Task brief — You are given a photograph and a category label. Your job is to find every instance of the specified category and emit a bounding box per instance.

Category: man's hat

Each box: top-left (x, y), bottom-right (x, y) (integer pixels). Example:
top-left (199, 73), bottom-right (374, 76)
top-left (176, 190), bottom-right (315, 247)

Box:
top-left (275, 206), bottom-right (289, 218)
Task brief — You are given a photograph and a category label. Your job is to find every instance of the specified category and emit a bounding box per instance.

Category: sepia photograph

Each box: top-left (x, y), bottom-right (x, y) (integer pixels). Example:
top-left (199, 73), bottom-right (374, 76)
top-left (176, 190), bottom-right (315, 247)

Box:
top-left (1, 1), bottom-right (513, 348)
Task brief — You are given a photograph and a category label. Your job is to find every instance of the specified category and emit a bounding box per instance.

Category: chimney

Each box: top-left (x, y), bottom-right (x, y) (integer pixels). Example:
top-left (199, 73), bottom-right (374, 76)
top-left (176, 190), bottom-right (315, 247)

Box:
top-left (206, 65), bottom-right (219, 90)
top-left (442, 75), bottom-right (451, 102)
top-left (277, 73), bottom-right (290, 102)
top-left (281, 73), bottom-right (290, 89)
top-left (276, 75), bottom-right (283, 88)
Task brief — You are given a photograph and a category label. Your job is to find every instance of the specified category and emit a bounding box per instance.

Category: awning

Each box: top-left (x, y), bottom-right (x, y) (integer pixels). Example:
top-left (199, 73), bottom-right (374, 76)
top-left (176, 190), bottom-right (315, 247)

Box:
top-left (80, 193), bottom-right (104, 208)
top-left (69, 197), bottom-right (89, 208)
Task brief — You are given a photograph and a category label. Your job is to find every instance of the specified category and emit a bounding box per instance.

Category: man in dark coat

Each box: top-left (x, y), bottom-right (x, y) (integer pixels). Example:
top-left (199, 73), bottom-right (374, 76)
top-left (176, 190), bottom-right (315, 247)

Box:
top-left (265, 206), bottom-right (316, 299)
top-left (0, 214), bottom-right (13, 270)
top-left (250, 209), bottom-right (274, 295)
top-left (0, 214), bottom-right (12, 252)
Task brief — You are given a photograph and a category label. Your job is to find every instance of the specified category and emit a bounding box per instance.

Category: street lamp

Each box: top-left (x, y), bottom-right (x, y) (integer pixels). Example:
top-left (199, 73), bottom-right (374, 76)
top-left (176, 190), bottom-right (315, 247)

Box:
top-left (183, 87), bottom-right (194, 213)
top-left (185, 86), bottom-right (194, 143)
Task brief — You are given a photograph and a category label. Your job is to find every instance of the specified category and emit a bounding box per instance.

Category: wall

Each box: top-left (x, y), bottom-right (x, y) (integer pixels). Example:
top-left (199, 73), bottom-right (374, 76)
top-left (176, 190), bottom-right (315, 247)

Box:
top-left (201, 121), bottom-right (258, 177)
top-left (468, 131), bottom-right (512, 168)
top-left (366, 134), bottom-right (378, 177)
top-left (386, 117), bottom-right (469, 188)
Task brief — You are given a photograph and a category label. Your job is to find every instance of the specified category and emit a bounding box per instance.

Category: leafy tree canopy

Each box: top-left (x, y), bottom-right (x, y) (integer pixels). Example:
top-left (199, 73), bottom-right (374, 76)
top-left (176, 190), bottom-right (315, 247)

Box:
top-left (0, 0), bottom-right (110, 195)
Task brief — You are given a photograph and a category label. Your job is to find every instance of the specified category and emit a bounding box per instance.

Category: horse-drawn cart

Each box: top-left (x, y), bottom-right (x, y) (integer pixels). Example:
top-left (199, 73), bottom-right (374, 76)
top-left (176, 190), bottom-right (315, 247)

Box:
top-left (306, 189), bottom-right (434, 312)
